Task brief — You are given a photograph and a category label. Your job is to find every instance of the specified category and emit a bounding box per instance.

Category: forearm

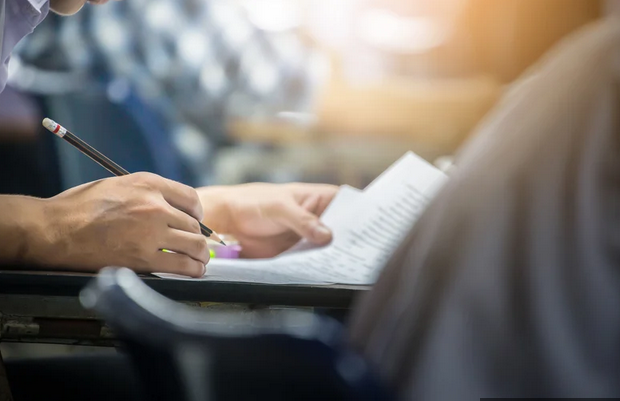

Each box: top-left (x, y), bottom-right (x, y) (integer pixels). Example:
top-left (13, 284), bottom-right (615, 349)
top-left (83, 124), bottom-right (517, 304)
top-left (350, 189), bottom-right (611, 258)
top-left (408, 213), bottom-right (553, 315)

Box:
top-left (0, 195), bottom-right (49, 265)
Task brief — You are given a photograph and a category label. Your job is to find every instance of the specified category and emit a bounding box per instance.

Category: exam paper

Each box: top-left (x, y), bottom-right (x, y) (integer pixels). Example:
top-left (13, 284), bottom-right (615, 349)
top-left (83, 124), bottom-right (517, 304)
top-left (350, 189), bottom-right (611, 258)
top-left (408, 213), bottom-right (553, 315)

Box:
top-left (156, 152), bottom-right (447, 285)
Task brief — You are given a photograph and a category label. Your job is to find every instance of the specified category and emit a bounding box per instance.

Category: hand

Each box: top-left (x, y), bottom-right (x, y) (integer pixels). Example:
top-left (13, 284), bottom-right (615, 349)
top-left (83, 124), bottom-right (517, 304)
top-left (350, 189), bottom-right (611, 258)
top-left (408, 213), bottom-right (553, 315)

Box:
top-left (33, 173), bottom-right (209, 277)
top-left (198, 183), bottom-right (338, 258)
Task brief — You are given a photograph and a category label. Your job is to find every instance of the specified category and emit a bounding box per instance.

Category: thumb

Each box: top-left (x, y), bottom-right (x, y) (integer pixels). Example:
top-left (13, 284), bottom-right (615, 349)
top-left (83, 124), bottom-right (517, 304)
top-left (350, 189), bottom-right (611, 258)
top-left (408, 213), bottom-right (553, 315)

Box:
top-left (278, 202), bottom-right (333, 245)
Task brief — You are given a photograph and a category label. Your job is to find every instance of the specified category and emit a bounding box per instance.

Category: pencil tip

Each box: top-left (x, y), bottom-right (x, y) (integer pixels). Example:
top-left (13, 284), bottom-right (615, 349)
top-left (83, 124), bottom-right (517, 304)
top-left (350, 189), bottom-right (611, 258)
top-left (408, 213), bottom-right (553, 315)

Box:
top-left (207, 230), bottom-right (226, 245)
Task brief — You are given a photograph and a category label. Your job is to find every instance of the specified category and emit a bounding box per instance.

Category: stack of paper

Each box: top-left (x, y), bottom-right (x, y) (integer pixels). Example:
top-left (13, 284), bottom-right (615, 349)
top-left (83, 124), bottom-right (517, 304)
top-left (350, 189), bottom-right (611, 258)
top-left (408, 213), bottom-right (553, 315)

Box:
top-left (156, 152), bottom-right (447, 285)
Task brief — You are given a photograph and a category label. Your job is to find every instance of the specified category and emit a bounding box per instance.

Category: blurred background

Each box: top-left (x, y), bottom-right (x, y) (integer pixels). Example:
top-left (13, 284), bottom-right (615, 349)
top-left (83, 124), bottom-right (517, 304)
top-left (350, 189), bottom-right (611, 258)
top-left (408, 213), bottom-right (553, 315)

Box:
top-left (0, 0), bottom-right (614, 197)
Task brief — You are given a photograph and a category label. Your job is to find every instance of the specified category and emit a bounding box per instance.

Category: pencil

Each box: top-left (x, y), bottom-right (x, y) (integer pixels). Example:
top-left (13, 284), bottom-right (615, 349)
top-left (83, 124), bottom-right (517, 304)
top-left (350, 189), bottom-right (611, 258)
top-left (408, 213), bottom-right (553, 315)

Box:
top-left (42, 118), bottom-right (225, 246)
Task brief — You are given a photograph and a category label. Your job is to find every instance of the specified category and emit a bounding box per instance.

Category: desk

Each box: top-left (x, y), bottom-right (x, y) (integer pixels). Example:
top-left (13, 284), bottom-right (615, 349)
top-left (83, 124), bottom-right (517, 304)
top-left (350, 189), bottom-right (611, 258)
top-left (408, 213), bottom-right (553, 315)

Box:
top-left (0, 269), bottom-right (368, 400)
top-left (0, 269), bottom-right (368, 346)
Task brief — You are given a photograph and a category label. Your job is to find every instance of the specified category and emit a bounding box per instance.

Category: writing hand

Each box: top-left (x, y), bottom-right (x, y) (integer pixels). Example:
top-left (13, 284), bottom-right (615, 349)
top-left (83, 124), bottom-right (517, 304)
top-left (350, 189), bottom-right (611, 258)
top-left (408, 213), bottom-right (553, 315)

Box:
top-left (33, 173), bottom-right (209, 277)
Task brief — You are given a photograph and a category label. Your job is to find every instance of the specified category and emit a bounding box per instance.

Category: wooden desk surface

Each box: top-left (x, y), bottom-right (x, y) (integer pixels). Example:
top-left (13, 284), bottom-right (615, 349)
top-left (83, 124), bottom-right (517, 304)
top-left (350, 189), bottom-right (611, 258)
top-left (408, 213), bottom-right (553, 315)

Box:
top-left (0, 269), bottom-right (369, 309)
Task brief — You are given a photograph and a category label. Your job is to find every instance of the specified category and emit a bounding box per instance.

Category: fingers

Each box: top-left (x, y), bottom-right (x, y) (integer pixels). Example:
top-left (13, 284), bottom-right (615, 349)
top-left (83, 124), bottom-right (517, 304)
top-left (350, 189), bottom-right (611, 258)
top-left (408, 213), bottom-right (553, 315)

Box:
top-left (150, 251), bottom-right (207, 278)
top-left (166, 207), bottom-right (202, 234)
top-left (132, 173), bottom-right (204, 222)
top-left (282, 183), bottom-right (337, 244)
top-left (301, 192), bottom-right (332, 217)
top-left (290, 183), bottom-right (338, 216)
top-left (160, 179), bottom-right (204, 222)
top-left (163, 230), bottom-right (210, 266)
top-left (146, 229), bottom-right (209, 278)
top-left (313, 185), bottom-right (339, 215)
top-left (275, 201), bottom-right (333, 245)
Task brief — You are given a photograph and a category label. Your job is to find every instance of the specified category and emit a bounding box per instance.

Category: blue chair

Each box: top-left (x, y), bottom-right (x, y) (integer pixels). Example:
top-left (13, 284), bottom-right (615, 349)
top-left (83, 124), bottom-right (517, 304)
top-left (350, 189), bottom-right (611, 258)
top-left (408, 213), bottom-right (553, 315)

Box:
top-left (80, 268), bottom-right (393, 401)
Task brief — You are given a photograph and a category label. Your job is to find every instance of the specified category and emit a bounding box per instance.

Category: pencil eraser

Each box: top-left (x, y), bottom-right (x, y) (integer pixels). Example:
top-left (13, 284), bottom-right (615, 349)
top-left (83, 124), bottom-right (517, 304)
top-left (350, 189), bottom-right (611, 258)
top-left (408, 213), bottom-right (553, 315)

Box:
top-left (42, 118), bottom-right (66, 137)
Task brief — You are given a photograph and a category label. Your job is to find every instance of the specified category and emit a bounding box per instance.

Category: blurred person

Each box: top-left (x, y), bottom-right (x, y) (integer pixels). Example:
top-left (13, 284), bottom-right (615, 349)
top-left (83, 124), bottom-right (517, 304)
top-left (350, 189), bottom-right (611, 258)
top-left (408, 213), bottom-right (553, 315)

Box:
top-left (349, 16), bottom-right (620, 399)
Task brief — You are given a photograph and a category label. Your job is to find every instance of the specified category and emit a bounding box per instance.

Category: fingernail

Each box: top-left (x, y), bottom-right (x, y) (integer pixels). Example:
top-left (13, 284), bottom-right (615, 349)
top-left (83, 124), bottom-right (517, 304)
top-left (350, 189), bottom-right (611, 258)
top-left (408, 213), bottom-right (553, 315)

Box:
top-left (312, 224), bottom-right (332, 243)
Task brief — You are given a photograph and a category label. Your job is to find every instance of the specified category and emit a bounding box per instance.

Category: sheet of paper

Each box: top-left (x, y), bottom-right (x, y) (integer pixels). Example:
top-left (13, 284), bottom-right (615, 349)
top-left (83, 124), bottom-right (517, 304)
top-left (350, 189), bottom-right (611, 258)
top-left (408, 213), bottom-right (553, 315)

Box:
top-left (156, 152), bottom-right (447, 285)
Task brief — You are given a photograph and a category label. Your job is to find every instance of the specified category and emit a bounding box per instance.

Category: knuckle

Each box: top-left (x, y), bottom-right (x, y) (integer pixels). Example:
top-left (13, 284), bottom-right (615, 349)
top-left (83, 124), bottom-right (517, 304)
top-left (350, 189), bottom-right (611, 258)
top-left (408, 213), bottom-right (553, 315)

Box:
top-left (132, 172), bottom-right (159, 186)
top-left (188, 189), bottom-right (203, 220)
top-left (131, 171), bottom-right (149, 182)
top-left (191, 219), bottom-right (201, 234)
top-left (192, 237), bottom-right (209, 261)
top-left (180, 257), bottom-right (205, 278)
top-left (301, 213), bottom-right (317, 226)
top-left (139, 200), bottom-right (167, 216)
top-left (170, 183), bottom-right (202, 219)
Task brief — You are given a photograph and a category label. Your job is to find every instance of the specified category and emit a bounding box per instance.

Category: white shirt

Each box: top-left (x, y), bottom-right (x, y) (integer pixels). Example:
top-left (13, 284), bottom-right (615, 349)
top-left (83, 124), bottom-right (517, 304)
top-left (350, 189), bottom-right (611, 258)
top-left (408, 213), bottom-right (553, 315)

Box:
top-left (0, 0), bottom-right (49, 92)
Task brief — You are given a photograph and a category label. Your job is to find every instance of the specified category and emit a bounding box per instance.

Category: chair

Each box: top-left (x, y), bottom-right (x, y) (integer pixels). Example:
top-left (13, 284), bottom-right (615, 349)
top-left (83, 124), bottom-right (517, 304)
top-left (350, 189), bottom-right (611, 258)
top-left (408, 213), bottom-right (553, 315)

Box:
top-left (80, 268), bottom-right (392, 401)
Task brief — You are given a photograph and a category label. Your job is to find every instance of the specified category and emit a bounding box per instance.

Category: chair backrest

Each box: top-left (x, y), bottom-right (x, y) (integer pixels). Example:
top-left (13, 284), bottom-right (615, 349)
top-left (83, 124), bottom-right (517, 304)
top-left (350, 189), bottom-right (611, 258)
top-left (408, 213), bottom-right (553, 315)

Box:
top-left (81, 268), bottom-right (392, 401)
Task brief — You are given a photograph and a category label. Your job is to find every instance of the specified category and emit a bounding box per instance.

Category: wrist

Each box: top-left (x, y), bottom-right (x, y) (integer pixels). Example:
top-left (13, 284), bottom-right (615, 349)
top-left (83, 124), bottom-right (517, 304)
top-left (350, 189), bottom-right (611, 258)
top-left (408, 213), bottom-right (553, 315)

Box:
top-left (19, 196), bottom-right (72, 267)
top-left (197, 186), bottom-right (233, 234)
top-left (0, 196), bottom-right (57, 266)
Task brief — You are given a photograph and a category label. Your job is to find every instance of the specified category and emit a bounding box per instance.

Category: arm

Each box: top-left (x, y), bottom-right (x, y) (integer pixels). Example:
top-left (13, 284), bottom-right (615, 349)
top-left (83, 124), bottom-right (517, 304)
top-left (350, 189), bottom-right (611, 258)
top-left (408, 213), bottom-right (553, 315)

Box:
top-left (0, 195), bottom-right (48, 264)
top-left (0, 173), bottom-right (209, 277)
